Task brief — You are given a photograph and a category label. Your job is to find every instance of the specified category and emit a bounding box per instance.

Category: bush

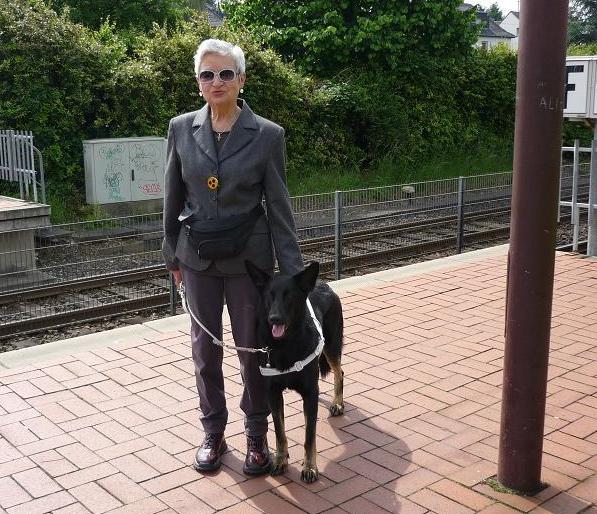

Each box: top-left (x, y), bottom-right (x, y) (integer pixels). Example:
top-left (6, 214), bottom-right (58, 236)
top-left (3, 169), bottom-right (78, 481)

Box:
top-left (567, 42), bottom-right (597, 55)
top-left (47, 0), bottom-right (190, 32)
top-left (0, 4), bottom-right (360, 216)
top-left (0, 0), bottom-right (123, 209)
top-left (1, 0), bottom-right (518, 221)
top-left (462, 45), bottom-right (517, 136)
top-left (223, 0), bottom-right (477, 77)
top-left (310, 47), bottom-right (516, 170)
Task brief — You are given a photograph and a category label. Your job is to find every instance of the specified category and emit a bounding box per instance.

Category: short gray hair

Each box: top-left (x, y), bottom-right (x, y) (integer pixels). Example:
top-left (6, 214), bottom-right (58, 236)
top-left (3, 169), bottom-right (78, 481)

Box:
top-left (193, 39), bottom-right (246, 77)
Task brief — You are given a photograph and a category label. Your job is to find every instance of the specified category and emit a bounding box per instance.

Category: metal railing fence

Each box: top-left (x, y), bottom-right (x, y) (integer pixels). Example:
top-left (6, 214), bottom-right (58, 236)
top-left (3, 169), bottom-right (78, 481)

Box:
top-left (0, 130), bottom-right (46, 203)
top-left (560, 140), bottom-right (596, 254)
top-left (0, 167), bottom-right (590, 331)
top-left (0, 213), bottom-right (163, 290)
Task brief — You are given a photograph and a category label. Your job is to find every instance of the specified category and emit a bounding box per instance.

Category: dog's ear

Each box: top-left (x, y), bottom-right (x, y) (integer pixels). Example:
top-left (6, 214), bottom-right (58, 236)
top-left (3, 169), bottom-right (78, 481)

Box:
top-left (245, 260), bottom-right (271, 289)
top-left (294, 261), bottom-right (319, 294)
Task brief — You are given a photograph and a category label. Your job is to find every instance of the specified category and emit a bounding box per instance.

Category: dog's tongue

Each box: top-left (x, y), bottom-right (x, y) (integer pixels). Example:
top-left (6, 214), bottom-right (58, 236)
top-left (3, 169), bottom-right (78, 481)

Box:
top-left (271, 324), bottom-right (286, 339)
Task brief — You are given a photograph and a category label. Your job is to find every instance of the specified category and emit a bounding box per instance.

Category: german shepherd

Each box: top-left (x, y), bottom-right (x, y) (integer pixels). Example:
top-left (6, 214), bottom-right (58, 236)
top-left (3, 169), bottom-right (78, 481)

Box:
top-left (245, 261), bottom-right (344, 483)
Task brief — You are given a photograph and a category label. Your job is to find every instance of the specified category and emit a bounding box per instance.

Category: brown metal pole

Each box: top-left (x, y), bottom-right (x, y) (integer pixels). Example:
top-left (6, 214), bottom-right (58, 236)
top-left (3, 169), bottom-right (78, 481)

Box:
top-left (497, 0), bottom-right (569, 493)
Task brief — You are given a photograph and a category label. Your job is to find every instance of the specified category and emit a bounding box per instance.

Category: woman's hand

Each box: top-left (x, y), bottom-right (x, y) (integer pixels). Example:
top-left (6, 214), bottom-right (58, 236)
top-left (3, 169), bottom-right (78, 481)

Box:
top-left (171, 269), bottom-right (182, 286)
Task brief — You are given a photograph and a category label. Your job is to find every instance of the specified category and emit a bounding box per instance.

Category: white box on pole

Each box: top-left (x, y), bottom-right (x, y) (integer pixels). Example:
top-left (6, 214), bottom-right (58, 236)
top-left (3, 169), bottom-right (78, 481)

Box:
top-left (564, 56), bottom-right (597, 119)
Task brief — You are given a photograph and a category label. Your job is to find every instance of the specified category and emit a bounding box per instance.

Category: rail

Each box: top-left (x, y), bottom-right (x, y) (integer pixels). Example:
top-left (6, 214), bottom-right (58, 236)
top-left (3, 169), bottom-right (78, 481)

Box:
top-left (1, 210), bottom-right (514, 337)
top-left (0, 169), bottom-right (592, 337)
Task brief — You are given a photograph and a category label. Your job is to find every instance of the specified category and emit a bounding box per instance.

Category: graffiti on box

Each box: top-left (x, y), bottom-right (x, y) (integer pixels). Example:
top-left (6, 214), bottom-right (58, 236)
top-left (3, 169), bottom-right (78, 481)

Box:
top-left (94, 141), bottom-right (164, 202)
top-left (130, 143), bottom-right (162, 197)
top-left (99, 144), bottom-right (126, 201)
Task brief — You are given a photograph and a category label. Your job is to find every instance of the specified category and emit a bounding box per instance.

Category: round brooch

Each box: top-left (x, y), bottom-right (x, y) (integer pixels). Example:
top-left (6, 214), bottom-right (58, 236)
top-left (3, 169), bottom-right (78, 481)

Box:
top-left (207, 176), bottom-right (219, 190)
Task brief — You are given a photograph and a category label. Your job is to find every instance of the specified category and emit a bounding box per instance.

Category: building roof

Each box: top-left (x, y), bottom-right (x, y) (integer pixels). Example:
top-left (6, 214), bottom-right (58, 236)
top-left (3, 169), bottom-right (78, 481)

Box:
top-left (506, 11), bottom-right (520, 18)
top-left (458, 3), bottom-right (515, 39)
top-left (206, 5), bottom-right (224, 27)
top-left (476, 10), bottom-right (515, 38)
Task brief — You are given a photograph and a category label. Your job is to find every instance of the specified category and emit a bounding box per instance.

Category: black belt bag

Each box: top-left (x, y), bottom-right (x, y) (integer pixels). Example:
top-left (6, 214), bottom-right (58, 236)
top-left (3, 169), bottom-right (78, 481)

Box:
top-left (184, 204), bottom-right (265, 260)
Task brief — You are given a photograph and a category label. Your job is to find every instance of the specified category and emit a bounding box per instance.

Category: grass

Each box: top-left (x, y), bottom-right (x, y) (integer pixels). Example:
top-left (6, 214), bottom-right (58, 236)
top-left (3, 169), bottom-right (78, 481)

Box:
top-left (484, 476), bottom-right (548, 496)
top-left (0, 184), bottom-right (112, 224)
top-left (1, 145), bottom-right (514, 222)
top-left (287, 147), bottom-right (514, 196)
top-left (0, 181), bottom-right (23, 199)
top-left (45, 192), bottom-right (114, 225)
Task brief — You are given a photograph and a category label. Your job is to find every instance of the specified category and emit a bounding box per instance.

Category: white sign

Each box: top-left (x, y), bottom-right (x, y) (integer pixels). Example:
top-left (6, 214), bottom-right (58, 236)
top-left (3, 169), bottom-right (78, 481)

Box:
top-left (564, 60), bottom-right (589, 115)
top-left (564, 56), bottom-right (597, 119)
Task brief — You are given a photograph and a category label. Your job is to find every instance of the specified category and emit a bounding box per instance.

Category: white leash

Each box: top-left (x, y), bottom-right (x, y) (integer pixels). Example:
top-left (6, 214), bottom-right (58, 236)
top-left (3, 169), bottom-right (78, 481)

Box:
top-left (178, 282), bottom-right (325, 376)
top-left (178, 282), bottom-right (267, 355)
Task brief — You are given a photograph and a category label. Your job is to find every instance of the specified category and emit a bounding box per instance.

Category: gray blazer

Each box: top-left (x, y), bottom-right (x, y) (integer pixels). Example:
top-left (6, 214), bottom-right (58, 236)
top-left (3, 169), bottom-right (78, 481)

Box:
top-left (162, 100), bottom-right (303, 275)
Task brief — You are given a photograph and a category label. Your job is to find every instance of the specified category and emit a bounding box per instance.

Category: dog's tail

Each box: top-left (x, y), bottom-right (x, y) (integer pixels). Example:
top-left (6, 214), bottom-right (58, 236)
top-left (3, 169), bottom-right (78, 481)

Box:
top-left (318, 354), bottom-right (331, 379)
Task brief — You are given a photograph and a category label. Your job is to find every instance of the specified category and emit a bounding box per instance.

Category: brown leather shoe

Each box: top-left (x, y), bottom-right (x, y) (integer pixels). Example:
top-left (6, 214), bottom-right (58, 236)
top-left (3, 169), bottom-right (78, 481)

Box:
top-left (243, 435), bottom-right (271, 476)
top-left (193, 433), bottom-right (227, 472)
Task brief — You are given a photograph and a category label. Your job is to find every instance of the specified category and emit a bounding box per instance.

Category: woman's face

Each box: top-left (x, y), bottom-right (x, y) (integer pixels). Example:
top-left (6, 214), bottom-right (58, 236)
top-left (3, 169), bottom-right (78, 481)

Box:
top-left (197, 53), bottom-right (245, 109)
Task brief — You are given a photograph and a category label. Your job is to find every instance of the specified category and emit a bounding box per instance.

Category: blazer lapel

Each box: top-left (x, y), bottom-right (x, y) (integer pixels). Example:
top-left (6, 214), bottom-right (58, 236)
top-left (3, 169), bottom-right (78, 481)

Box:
top-left (191, 104), bottom-right (218, 165)
top-left (218, 100), bottom-right (258, 163)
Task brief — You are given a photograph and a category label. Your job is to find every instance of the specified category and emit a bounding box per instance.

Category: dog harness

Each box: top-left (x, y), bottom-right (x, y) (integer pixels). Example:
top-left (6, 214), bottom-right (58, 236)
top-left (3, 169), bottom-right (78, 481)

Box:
top-left (178, 282), bottom-right (325, 375)
top-left (259, 298), bottom-right (325, 377)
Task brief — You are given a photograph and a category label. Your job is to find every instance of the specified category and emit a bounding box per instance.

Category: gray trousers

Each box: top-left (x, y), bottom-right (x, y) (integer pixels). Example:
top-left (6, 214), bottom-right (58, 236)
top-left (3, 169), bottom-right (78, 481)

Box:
top-left (181, 266), bottom-right (269, 437)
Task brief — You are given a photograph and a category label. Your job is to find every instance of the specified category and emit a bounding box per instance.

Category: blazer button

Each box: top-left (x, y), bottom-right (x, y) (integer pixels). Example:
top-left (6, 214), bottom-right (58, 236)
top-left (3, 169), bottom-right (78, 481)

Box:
top-left (210, 192), bottom-right (217, 201)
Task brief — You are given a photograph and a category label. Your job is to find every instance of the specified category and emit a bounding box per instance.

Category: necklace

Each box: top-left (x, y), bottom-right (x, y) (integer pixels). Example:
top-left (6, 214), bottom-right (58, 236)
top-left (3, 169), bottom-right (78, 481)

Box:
top-left (211, 108), bottom-right (240, 141)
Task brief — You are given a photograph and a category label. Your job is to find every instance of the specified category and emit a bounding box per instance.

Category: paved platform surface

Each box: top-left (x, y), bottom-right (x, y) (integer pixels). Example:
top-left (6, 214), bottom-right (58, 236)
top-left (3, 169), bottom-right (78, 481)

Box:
top-left (0, 246), bottom-right (595, 514)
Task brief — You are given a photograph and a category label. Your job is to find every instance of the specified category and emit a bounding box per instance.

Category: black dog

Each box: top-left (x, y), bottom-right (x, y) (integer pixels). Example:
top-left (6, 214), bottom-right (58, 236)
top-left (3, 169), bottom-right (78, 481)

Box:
top-left (245, 261), bottom-right (344, 483)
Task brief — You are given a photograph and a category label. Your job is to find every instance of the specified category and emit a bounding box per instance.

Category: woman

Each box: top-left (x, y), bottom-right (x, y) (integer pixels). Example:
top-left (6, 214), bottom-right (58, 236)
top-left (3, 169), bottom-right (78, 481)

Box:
top-left (162, 38), bottom-right (303, 475)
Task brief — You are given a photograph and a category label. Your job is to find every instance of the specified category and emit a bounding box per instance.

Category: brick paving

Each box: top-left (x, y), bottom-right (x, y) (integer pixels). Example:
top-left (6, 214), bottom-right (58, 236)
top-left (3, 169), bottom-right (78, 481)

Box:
top-left (0, 248), bottom-right (595, 513)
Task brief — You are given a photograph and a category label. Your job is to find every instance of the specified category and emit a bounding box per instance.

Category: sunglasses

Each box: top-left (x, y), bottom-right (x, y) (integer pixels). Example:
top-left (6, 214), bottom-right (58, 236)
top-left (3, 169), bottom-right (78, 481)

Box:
top-left (198, 69), bottom-right (238, 83)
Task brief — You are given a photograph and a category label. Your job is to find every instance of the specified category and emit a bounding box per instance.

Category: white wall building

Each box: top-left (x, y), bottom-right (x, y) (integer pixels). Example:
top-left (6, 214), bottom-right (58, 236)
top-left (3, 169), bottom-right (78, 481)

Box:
top-left (459, 3), bottom-right (515, 50)
top-left (500, 11), bottom-right (520, 50)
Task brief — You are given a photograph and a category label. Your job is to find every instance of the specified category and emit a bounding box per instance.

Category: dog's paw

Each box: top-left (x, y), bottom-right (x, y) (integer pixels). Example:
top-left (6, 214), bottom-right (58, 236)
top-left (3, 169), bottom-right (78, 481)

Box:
top-left (270, 453), bottom-right (288, 476)
top-left (301, 466), bottom-right (318, 483)
top-left (329, 402), bottom-right (344, 416)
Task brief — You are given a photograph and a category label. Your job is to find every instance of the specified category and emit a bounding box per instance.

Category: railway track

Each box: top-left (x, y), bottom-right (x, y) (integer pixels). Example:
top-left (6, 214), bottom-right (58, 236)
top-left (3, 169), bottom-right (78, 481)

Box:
top-left (0, 269), bottom-right (170, 338)
top-left (0, 202), bottom-right (588, 339)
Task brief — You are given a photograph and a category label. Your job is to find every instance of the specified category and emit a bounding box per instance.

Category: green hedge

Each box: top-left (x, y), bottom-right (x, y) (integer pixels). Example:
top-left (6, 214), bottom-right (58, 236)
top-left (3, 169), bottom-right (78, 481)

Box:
top-left (0, 0), bottom-right (120, 205)
top-left (48, 0), bottom-right (189, 31)
top-left (1, 0), bottom-right (518, 220)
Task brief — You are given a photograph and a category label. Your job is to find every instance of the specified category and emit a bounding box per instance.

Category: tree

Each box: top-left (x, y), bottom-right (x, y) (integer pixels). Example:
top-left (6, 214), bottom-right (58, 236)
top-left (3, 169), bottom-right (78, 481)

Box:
top-left (486, 3), bottom-right (503, 22)
top-left (568, 0), bottom-right (597, 44)
top-left (47, 0), bottom-right (190, 31)
top-left (221, 0), bottom-right (477, 76)
top-left (0, 0), bottom-right (123, 209)
top-left (187, 0), bottom-right (208, 9)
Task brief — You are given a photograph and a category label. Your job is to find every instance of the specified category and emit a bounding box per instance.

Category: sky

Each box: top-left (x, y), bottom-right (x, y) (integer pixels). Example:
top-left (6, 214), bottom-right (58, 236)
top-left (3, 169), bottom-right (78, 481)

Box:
top-left (474, 0), bottom-right (521, 15)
